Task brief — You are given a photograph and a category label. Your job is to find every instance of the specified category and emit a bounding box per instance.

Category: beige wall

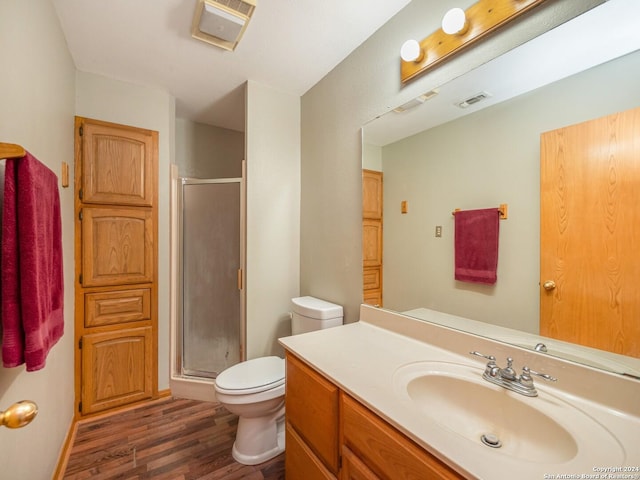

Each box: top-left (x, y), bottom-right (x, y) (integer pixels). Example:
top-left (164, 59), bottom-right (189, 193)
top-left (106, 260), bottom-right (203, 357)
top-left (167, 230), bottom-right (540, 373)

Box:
top-left (0, 1), bottom-right (76, 479)
top-left (245, 81), bottom-right (300, 358)
top-left (300, 0), bottom-right (604, 323)
top-left (175, 118), bottom-right (244, 179)
top-left (75, 71), bottom-right (176, 391)
top-left (362, 142), bottom-right (382, 172)
top-left (381, 50), bottom-right (640, 334)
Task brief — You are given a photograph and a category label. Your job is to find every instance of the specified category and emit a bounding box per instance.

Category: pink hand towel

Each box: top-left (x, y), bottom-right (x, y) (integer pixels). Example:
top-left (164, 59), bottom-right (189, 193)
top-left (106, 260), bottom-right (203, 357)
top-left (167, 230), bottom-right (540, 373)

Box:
top-left (2, 151), bottom-right (64, 371)
top-left (454, 208), bottom-right (500, 285)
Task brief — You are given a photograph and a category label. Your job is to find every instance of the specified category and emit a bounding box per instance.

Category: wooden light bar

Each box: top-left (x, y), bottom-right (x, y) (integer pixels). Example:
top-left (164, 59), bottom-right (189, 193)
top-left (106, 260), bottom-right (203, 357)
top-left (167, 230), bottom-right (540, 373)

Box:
top-left (401, 0), bottom-right (547, 84)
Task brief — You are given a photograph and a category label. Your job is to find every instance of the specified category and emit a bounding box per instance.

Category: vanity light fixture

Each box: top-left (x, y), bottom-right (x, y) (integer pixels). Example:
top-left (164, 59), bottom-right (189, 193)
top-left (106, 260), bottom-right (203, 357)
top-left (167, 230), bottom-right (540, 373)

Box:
top-left (400, 39), bottom-right (424, 63)
top-left (191, 0), bottom-right (256, 51)
top-left (400, 0), bottom-right (547, 84)
top-left (442, 8), bottom-right (469, 36)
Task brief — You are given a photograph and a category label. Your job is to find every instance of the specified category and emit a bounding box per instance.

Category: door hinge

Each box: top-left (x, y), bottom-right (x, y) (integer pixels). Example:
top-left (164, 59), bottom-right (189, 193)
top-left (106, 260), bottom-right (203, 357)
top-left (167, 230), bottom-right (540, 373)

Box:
top-left (79, 125), bottom-right (83, 136)
top-left (78, 338), bottom-right (83, 349)
top-left (79, 189), bottom-right (83, 201)
top-left (78, 401), bottom-right (82, 412)
top-left (79, 209), bottom-right (83, 221)
top-left (79, 273), bottom-right (83, 285)
top-left (237, 269), bottom-right (243, 290)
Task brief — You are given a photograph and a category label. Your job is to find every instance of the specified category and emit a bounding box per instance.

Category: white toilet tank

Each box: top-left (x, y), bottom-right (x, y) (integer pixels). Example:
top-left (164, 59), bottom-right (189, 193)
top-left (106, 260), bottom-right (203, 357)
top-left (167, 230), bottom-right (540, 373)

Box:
top-left (291, 296), bottom-right (343, 335)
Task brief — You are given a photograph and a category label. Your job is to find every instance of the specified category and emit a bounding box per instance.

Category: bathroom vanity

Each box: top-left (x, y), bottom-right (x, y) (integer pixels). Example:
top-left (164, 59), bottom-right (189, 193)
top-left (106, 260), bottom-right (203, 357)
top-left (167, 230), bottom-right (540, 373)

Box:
top-left (279, 305), bottom-right (640, 480)
top-left (285, 352), bottom-right (462, 479)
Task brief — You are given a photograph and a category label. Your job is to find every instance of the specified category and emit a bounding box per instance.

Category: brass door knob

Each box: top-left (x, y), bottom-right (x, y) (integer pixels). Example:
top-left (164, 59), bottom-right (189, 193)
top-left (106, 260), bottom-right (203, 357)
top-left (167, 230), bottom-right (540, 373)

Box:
top-left (0, 401), bottom-right (38, 428)
top-left (543, 280), bottom-right (556, 291)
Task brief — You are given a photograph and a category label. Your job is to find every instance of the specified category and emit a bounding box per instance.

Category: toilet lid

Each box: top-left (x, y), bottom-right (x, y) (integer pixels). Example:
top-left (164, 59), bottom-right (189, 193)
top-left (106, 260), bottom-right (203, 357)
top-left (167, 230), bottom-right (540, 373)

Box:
top-left (215, 356), bottom-right (285, 393)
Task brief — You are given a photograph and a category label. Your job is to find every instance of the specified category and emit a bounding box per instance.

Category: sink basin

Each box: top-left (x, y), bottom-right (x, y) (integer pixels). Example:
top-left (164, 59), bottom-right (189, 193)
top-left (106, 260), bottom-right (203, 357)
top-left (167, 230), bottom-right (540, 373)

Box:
top-left (393, 361), bottom-right (624, 465)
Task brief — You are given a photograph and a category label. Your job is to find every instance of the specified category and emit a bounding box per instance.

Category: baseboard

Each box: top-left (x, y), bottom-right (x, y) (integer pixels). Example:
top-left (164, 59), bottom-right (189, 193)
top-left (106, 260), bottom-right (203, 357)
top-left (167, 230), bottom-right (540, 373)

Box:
top-left (52, 415), bottom-right (78, 480)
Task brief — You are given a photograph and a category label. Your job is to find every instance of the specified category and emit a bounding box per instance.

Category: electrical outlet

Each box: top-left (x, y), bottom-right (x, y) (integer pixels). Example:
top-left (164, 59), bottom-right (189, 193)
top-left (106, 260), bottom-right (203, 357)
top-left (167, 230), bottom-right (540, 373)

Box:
top-left (435, 225), bottom-right (442, 237)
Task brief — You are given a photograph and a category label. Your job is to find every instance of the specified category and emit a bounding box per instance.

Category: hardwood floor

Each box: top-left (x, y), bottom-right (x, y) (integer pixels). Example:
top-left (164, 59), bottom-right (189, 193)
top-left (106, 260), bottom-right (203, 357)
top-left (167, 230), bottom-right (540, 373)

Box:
top-left (62, 397), bottom-right (285, 480)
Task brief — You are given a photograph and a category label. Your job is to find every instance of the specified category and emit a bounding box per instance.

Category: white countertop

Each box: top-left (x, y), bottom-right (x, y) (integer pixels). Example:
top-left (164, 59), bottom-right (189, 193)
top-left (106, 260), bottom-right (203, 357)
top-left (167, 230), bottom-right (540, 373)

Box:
top-left (279, 306), bottom-right (640, 480)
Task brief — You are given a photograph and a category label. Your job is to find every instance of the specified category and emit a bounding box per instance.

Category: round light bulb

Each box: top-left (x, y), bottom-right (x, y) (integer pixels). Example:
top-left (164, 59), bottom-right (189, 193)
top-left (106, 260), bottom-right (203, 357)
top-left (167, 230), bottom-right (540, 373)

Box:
top-left (400, 39), bottom-right (423, 63)
top-left (442, 8), bottom-right (468, 35)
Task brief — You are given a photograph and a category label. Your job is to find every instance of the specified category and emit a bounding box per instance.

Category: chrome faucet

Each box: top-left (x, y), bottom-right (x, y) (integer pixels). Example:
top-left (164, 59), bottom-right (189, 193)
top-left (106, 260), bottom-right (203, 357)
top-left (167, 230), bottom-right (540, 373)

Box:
top-left (469, 351), bottom-right (557, 397)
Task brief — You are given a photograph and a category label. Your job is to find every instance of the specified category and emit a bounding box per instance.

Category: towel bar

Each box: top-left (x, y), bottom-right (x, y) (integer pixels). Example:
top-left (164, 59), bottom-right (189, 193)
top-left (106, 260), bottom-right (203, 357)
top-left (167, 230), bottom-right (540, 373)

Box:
top-left (452, 203), bottom-right (508, 220)
top-left (0, 142), bottom-right (26, 159)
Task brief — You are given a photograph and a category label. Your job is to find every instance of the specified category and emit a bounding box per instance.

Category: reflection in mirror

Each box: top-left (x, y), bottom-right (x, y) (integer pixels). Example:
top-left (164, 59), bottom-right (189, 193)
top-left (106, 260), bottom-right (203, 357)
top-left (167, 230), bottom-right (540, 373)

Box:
top-left (362, 0), bottom-right (640, 377)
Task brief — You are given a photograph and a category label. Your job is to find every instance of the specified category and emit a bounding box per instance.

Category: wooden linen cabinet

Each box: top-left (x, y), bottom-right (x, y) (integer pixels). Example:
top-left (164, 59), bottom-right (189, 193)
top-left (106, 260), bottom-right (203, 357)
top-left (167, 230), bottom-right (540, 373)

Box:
top-left (362, 169), bottom-right (383, 307)
top-left (74, 117), bottom-right (159, 416)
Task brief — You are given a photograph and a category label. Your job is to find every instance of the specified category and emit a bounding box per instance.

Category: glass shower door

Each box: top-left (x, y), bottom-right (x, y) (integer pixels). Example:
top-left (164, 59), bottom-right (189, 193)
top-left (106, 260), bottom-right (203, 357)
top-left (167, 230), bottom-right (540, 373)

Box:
top-left (181, 178), bottom-right (242, 378)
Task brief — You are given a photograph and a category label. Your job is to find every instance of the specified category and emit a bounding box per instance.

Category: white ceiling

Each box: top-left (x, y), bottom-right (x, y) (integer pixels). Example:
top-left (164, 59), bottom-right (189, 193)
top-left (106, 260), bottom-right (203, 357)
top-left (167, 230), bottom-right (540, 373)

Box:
top-left (52, 0), bottom-right (411, 132)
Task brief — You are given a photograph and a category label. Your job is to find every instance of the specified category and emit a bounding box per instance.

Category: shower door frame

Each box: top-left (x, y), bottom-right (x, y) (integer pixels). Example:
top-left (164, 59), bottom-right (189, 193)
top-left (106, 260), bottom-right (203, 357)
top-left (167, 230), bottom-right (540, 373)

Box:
top-left (176, 172), bottom-right (246, 380)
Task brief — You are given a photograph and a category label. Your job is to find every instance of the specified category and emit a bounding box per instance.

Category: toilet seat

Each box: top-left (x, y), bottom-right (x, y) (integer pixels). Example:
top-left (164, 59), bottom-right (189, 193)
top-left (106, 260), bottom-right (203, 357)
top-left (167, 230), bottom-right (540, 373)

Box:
top-left (215, 356), bottom-right (285, 395)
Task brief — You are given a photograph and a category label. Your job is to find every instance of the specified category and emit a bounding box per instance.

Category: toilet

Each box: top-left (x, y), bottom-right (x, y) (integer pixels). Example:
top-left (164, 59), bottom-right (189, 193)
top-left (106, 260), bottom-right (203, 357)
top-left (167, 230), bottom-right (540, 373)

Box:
top-left (214, 296), bottom-right (344, 465)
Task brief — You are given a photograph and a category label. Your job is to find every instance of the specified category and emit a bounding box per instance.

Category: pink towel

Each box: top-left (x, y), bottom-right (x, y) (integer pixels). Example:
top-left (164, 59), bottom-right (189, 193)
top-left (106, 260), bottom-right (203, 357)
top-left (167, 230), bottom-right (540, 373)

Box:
top-left (2, 151), bottom-right (64, 371)
top-left (454, 208), bottom-right (500, 285)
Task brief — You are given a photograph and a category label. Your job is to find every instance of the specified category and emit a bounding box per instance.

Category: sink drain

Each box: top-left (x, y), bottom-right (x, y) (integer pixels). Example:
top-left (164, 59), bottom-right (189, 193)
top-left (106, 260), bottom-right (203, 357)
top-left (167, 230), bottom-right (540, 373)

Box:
top-left (480, 433), bottom-right (502, 448)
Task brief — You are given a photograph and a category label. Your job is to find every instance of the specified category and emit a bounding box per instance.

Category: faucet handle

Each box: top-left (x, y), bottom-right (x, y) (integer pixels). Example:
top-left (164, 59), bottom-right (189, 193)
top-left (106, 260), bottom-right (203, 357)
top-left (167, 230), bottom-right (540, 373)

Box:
top-left (501, 357), bottom-right (517, 381)
top-left (521, 366), bottom-right (557, 385)
top-left (469, 351), bottom-right (496, 363)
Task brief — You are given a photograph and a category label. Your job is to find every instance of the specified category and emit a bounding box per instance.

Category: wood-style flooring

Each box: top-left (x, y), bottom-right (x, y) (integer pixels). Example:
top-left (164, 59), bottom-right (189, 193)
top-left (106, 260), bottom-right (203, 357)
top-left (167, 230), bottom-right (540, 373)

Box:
top-left (62, 397), bottom-right (285, 480)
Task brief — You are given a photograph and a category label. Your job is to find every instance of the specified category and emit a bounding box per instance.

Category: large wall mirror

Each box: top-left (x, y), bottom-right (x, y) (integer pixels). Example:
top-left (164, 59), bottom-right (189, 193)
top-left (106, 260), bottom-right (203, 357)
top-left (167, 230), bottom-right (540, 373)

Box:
top-left (362, 0), bottom-right (640, 377)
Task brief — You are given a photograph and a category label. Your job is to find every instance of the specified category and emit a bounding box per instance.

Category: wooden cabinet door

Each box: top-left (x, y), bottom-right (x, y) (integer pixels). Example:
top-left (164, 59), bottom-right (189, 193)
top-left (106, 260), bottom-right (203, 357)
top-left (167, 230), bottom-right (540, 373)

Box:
top-left (286, 353), bottom-right (339, 475)
top-left (362, 220), bottom-right (382, 268)
top-left (81, 207), bottom-right (154, 287)
top-left (362, 170), bottom-right (383, 220)
top-left (81, 327), bottom-right (153, 415)
top-left (80, 118), bottom-right (156, 206)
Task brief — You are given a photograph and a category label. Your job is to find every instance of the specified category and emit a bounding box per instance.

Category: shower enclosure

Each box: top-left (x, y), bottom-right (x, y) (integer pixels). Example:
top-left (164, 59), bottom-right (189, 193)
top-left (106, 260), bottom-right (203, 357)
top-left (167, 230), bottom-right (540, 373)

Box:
top-left (179, 177), bottom-right (244, 378)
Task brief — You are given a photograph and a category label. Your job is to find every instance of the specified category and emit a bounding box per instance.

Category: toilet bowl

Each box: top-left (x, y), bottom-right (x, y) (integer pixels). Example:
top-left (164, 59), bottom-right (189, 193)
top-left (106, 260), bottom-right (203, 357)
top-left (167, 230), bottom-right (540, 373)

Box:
top-left (214, 356), bottom-right (285, 465)
top-left (214, 296), bottom-right (343, 465)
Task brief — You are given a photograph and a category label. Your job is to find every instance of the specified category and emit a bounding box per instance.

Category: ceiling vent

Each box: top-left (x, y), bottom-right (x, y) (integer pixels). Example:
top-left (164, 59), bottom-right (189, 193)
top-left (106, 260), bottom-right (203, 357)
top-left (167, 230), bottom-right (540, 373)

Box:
top-left (192, 0), bottom-right (257, 51)
top-left (393, 89), bottom-right (439, 113)
top-left (456, 91), bottom-right (492, 109)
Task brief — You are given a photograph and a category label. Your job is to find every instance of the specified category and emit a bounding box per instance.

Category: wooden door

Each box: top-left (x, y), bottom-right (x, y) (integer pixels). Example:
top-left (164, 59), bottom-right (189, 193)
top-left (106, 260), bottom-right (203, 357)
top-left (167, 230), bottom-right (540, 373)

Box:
top-left (540, 106), bottom-right (640, 358)
top-left (75, 117), bottom-right (158, 416)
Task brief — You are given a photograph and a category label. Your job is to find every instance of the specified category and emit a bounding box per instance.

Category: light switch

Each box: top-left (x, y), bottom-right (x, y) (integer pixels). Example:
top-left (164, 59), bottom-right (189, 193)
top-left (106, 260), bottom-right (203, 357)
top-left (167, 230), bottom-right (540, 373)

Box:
top-left (435, 225), bottom-right (442, 237)
top-left (401, 200), bottom-right (408, 214)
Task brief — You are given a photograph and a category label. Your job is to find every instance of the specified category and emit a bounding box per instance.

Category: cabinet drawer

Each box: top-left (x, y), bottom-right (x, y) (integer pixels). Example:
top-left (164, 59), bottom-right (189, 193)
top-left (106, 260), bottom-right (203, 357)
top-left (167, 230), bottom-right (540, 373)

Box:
top-left (85, 288), bottom-right (151, 327)
top-left (286, 353), bottom-right (339, 474)
top-left (341, 445), bottom-right (380, 480)
top-left (286, 422), bottom-right (336, 480)
top-left (363, 267), bottom-right (381, 290)
top-left (341, 393), bottom-right (464, 480)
